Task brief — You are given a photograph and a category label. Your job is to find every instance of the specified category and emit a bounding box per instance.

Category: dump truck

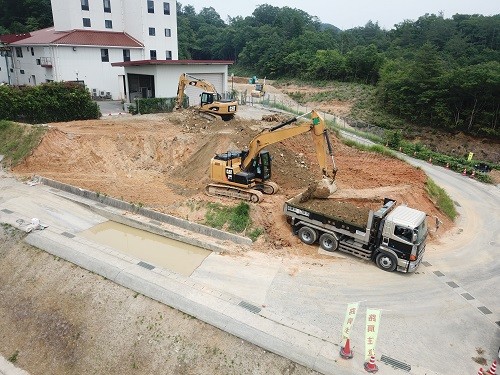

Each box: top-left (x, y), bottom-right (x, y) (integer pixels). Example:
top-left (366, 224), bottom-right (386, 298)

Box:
top-left (283, 195), bottom-right (428, 273)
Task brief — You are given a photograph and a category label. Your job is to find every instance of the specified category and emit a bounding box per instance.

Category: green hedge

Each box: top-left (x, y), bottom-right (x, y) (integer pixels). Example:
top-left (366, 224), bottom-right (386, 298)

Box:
top-left (129, 96), bottom-right (188, 115)
top-left (0, 82), bottom-right (100, 123)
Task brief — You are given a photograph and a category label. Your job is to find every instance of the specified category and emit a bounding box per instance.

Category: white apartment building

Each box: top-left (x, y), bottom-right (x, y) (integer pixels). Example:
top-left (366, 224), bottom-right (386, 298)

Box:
top-left (1, 0), bottom-right (179, 100)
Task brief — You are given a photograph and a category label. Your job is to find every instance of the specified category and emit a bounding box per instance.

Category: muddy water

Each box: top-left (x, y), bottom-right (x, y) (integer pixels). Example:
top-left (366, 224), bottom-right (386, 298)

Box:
top-left (81, 221), bottom-right (211, 276)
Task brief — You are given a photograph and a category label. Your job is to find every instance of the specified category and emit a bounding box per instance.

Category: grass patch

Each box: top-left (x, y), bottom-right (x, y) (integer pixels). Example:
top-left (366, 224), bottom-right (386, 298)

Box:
top-left (8, 350), bottom-right (19, 363)
top-left (425, 178), bottom-right (457, 220)
top-left (204, 202), bottom-right (250, 232)
top-left (248, 227), bottom-right (264, 242)
top-left (204, 201), bottom-right (263, 240)
top-left (0, 120), bottom-right (47, 166)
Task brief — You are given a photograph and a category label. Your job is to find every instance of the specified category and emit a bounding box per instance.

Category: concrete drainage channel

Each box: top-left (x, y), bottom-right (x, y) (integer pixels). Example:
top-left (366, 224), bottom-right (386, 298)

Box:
top-left (14, 176), bottom-right (344, 375)
top-left (37, 176), bottom-right (252, 252)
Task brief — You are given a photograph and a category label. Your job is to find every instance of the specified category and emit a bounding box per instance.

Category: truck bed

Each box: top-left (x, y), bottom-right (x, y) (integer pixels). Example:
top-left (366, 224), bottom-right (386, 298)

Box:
top-left (286, 195), bottom-right (372, 229)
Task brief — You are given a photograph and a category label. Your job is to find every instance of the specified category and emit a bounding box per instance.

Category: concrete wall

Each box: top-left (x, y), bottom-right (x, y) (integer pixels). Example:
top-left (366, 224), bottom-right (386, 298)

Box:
top-left (50, 0), bottom-right (179, 60)
top-left (124, 64), bottom-right (228, 100)
top-left (0, 52), bottom-right (10, 84)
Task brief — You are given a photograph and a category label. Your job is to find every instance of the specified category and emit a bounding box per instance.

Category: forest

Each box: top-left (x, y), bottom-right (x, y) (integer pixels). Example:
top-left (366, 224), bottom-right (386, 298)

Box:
top-left (1, 1), bottom-right (499, 137)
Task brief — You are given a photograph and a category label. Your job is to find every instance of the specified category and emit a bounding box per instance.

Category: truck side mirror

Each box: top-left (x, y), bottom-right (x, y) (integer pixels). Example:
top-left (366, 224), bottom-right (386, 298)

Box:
top-left (412, 231), bottom-right (418, 243)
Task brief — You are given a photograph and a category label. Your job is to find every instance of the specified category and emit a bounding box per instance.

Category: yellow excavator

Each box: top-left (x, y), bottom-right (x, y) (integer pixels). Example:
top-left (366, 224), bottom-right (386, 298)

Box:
top-left (175, 73), bottom-right (238, 121)
top-left (207, 110), bottom-right (338, 202)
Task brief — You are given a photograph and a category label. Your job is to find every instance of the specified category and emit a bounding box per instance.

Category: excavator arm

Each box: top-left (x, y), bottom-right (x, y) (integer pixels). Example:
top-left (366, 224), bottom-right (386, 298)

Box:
top-left (242, 110), bottom-right (337, 180)
top-left (176, 73), bottom-right (219, 109)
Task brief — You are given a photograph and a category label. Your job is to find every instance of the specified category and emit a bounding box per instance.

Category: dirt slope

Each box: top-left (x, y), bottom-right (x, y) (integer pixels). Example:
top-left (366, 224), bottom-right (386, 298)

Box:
top-left (13, 106), bottom-right (452, 254)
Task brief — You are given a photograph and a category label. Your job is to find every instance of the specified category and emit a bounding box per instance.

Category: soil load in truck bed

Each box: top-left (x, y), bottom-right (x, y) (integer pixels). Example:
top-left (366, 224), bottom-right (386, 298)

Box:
top-left (288, 194), bottom-right (372, 228)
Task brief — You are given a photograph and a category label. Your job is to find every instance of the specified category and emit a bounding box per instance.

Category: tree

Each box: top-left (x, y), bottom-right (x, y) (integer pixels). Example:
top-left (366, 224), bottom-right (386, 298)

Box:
top-left (346, 44), bottom-right (384, 83)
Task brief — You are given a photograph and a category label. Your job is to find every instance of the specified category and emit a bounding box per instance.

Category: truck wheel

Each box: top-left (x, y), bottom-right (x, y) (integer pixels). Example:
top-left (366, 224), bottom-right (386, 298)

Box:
top-left (298, 227), bottom-right (317, 245)
top-left (376, 252), bottom-right (397, 272)
top-left (319, 233), bottom-right (338, 252)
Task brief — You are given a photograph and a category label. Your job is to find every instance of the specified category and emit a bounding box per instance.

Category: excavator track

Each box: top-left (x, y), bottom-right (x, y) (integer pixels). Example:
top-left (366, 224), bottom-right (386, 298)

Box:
top-left (262, 181), bottom-right (279, 195)
top-left (206, 184), bottom-right (264, 203)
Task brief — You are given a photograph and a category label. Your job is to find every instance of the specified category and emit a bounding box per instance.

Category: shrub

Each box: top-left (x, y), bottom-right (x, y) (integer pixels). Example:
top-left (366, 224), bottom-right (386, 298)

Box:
top-left (0, 82), bottom-right (100, 123)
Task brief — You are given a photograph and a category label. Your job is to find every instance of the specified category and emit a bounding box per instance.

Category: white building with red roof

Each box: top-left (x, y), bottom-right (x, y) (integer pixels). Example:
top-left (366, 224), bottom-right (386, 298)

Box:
top-left (1, 0), bottom-right (183, 100)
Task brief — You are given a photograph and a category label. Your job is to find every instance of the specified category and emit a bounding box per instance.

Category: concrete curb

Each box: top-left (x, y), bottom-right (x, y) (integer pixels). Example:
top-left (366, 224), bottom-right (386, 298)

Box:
top-left (37, 176), bottom-right (252, 247)
top-left (0, 356), bottom-right (30, 375)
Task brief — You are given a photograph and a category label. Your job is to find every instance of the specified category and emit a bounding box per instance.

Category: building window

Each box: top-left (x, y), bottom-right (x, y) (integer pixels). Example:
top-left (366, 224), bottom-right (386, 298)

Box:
top-left (147, 0), bottom-right (154, 13)
top-left (103, 0), bottom-right (111, 12)
top-left (15, 47), bottom-right (23, 58)
top-left (20, 70), bottom-right (25, 74)
top-left (36, 58), bottom-right (41, 65)
top-left (148, 27), bottom-right (155, 36)
top-left (101, 48), bottom-right (109, 62)
top-left (83, 18), bottom-right (91, 27)
top-left (163, 2), bottom-right (170, 15)
top-left (81, 0), bottom-right (89, 10)
top-left (165, 50), bottom-right (172, 60)
top-left (123, 49), bottom-right (130, 62)
top-left (105, 20), bottom-right (113, 29)
top-left (30, 47), bottom-right (34, 56)
top-left (150, 50), bottom-right (156, 60)
top-left (164, 28), bottom-right (171, 37)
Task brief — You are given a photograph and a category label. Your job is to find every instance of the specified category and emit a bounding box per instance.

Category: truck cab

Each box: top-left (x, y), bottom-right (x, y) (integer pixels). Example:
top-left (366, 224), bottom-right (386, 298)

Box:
top-left (378, 206), bottom-right (428, 272)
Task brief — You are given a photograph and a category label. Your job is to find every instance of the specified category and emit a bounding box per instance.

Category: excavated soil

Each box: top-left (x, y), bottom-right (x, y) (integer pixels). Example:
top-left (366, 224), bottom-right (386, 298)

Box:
top-left (289, 195), bottom-right (372, 228)
top-left (12, 104), bottom-right (452, 256)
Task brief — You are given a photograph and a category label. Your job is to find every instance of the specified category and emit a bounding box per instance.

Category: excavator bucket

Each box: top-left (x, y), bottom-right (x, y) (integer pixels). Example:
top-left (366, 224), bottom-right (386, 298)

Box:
top-left (313, 178), bottom-right (337, 198)
top-left (299, 178), bottom-right (337, 203)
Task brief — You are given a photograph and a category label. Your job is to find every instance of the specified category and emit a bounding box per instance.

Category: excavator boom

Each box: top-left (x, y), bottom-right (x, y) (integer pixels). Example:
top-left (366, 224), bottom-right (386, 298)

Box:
top-left (207, 110), bottom-right (337, 202)
top-left (243, 110), bottom-right (337, 180)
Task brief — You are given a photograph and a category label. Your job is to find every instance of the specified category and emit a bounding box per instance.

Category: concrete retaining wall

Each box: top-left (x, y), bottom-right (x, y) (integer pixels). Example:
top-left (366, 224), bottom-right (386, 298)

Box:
top-left (39, 176), bottom-right (253, 247)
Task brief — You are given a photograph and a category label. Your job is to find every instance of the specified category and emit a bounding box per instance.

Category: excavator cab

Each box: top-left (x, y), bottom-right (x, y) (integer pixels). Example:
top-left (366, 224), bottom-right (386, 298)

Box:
top-left (248, 151), bottom-right (272, 181)
top-left (200, 92), bottom-right (215, 106)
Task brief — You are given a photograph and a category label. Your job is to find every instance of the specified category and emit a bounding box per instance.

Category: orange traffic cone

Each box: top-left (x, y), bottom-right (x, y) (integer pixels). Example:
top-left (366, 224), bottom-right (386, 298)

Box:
top-left (340, 338), bottom-right (353, 359)
top-left (462, 168), bottom-right (467, 176)
top-left (364, 356), bottom-right (378, 373)
top-left (487, 360), bottom-right (497, 375)
top-left (470, 170), bottom-right (476, 179)
top-left (478, 368), bottom-right (484, 375)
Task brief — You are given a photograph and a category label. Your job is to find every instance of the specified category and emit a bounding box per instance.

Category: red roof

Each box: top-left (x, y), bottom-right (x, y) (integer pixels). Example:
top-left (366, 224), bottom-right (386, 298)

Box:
top-left (10, 27), bottom-right (143, 48)
top-left (112, 59), bottom-right (234, 67)
top-left (0, 33), bottom-right (31, 43)
top-left (56, 30), bottom-right (143, 47)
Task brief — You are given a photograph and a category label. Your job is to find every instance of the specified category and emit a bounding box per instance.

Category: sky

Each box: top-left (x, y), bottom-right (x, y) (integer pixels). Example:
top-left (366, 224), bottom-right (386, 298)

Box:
top-left (179, 0), bottom-right (499, 30)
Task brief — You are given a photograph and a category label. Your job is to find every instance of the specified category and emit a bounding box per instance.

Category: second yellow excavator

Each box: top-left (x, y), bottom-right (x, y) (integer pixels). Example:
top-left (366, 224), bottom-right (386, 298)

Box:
top-left (176, 73), bottom-right (238, 121)
top-left (207, 110), bottom-right (338, 202)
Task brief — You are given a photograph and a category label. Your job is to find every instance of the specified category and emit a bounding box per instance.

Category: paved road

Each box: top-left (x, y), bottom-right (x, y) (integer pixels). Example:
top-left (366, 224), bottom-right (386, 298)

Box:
top-left (191, 152), bottom-right (500, 374)
top-left (0, 139), bottom-right (499, 375)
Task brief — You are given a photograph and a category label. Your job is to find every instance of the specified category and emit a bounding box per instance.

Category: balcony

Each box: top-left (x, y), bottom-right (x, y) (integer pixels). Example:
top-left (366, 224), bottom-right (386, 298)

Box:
top-left (40, 57), bottom-right (52, 68)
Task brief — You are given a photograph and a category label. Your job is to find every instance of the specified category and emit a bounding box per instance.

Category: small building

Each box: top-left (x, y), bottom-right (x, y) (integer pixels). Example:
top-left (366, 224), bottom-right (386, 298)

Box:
top-left (111, 59), bottom-right (234, 104)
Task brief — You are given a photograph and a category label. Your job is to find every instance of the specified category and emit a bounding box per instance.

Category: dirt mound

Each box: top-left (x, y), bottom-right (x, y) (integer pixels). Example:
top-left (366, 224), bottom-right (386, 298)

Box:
top-left (12, 108), bottom-right (452, 254)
